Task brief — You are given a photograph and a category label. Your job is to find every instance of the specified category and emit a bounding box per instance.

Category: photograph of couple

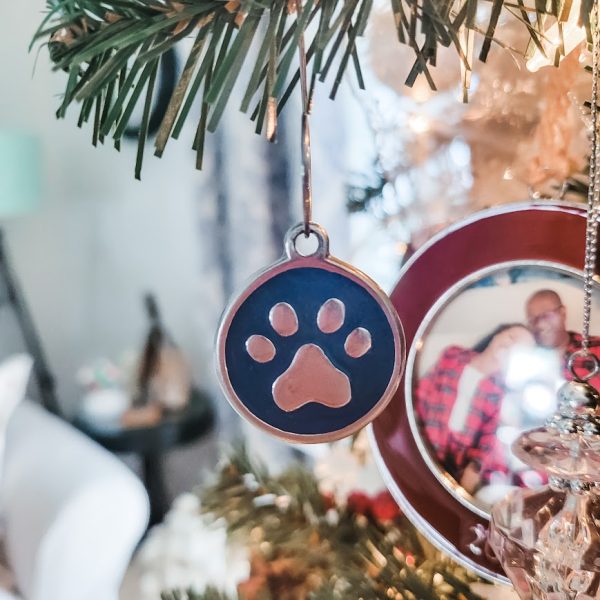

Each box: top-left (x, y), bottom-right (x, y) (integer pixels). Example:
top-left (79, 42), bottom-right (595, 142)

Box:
top-left (414, 268), bottom-right (600, 510)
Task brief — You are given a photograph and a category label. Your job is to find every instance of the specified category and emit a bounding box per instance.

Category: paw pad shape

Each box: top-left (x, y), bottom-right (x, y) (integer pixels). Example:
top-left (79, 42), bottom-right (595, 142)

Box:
top-left (245, 299), bottom-right (372, 412)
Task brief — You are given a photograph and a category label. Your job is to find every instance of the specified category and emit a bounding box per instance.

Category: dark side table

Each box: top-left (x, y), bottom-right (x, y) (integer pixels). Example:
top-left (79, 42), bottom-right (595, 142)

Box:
top-left (73, 388), bottom-right (215, 526)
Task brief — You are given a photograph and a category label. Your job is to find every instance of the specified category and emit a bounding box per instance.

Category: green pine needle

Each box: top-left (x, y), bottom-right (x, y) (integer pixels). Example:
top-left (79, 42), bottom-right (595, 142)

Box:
top-left (157, 445), bottom-right (484, 600)
top-left (34, 0), bottom-right (581, 174)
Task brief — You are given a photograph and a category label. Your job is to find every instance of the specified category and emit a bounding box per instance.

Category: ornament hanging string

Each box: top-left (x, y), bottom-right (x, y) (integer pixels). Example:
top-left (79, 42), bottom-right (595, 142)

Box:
top-left (296, 0), bottom-right (313, 237)
top-left (573, 2), bottom-right (600, 381)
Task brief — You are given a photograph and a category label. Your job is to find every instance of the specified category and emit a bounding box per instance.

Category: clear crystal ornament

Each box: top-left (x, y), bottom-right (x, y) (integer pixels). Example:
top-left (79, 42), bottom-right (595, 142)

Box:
top-left (489, 5), bottom-right (600, 595)
top-left (489, 376), bottom-right (600, 599)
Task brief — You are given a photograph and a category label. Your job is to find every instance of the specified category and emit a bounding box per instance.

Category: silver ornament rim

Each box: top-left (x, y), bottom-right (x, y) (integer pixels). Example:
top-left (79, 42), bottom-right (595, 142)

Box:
top-left (567, 349), bottom-right (600, 382)
top-left (214, 222), bottom-right (406, 444)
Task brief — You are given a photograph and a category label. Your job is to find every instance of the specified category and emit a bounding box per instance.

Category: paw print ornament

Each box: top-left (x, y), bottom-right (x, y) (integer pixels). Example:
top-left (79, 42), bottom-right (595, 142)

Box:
top-left (216, 222), bottom-right (406, 443)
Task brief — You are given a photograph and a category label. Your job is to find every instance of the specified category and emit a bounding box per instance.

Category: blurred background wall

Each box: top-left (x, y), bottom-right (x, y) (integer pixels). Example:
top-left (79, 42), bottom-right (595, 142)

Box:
top-left (0, 2), bottom-right (367, 493)
top-left (0, 3), bottom-right (359, 414)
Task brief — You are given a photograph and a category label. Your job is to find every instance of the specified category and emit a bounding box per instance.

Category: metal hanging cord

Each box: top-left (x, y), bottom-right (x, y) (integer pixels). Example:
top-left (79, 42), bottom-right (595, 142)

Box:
top-left (295, 0), bottom-right (312, 237)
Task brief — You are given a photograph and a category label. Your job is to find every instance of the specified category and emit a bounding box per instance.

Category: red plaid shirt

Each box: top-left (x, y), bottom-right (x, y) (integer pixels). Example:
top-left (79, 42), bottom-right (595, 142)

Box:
top-left (415, 335), bottom-right (600, 491)
top-left (416, 346), bottom-right (507, 484)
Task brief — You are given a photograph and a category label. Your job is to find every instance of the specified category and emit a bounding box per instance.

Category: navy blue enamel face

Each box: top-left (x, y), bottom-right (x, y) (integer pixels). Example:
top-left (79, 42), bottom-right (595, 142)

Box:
top-left (224, 267), bottom-right (397, 436)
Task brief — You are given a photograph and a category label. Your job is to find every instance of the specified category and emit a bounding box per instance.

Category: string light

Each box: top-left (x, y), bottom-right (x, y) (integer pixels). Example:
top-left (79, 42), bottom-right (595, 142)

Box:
top-left (527, 0), bottom-right (586, 72)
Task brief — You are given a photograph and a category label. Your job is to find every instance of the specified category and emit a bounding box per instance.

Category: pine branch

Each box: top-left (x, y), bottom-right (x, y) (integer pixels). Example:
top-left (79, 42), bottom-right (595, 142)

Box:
top-left (161, 587), bottom-right (234, 600)
top-left (184, 445), bottom-right (483, 600)
top-left (34, 0), bottom-right (581, 175)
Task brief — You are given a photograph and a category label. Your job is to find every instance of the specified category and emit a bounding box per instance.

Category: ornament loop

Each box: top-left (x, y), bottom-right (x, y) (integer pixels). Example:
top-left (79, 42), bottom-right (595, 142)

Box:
top-left (284, 222), bottom-right (329, 259)
top-left (567, 349), bottom-right (600, 382)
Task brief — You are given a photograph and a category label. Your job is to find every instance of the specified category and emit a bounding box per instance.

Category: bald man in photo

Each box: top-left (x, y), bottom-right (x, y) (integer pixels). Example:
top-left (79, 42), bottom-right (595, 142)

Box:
top-left (526, 289), bottom-right (600, 388)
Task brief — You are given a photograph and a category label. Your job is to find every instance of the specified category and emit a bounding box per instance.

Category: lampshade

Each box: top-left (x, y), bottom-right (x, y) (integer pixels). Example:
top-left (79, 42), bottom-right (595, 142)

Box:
top-left (0, 131), bottom-right (41, 218)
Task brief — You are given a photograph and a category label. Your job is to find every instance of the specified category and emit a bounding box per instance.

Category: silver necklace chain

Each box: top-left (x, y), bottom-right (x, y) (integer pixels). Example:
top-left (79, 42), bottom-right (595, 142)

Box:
top-left (582, 3), bottom-right (600, 354)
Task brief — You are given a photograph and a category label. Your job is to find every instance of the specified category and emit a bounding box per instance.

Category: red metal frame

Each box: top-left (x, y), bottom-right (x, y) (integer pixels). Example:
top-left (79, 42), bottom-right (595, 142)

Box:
top-left (370, 201), bottom-right (589, 581)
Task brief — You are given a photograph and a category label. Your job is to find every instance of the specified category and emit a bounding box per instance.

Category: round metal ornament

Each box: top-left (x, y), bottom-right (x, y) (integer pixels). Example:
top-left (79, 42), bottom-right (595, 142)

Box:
top-left (216, 222), bottom-right (405, 443)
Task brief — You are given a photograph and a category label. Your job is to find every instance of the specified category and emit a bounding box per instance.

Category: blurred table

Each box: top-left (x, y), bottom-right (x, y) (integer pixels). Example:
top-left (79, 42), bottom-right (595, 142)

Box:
top-left (73, 388), bottom-right (215, 526)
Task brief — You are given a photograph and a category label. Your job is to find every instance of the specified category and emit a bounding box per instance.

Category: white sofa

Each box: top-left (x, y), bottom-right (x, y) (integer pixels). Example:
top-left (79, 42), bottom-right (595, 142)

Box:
top-left (0, 401), bottom-right (149, 600)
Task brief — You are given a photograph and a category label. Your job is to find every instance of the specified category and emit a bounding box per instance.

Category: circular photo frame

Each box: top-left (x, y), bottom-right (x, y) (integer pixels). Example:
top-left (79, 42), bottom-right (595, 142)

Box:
top-left (369, 201), bottom-right (599, 583)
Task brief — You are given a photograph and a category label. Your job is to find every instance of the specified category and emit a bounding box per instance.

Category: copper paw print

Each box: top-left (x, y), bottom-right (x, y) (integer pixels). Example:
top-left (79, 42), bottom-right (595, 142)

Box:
top-left (245, 299), bottom-right (372, 412)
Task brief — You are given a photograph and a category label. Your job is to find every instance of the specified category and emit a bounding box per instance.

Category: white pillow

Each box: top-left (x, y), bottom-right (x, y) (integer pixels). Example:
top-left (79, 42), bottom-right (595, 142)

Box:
top-left (0, 354), bottom-right (33, 585)
top-left (0, 356), bottom-right (32, 462)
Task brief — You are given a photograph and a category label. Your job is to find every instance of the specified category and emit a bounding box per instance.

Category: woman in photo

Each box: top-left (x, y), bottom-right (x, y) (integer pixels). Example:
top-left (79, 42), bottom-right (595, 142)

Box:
top-left (416, 323), bottom-right (535, 495)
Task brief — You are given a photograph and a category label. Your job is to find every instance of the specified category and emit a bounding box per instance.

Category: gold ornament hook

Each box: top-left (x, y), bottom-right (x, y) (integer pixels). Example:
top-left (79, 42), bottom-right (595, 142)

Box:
top-left (295, 0), bottom-right (312, 237)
